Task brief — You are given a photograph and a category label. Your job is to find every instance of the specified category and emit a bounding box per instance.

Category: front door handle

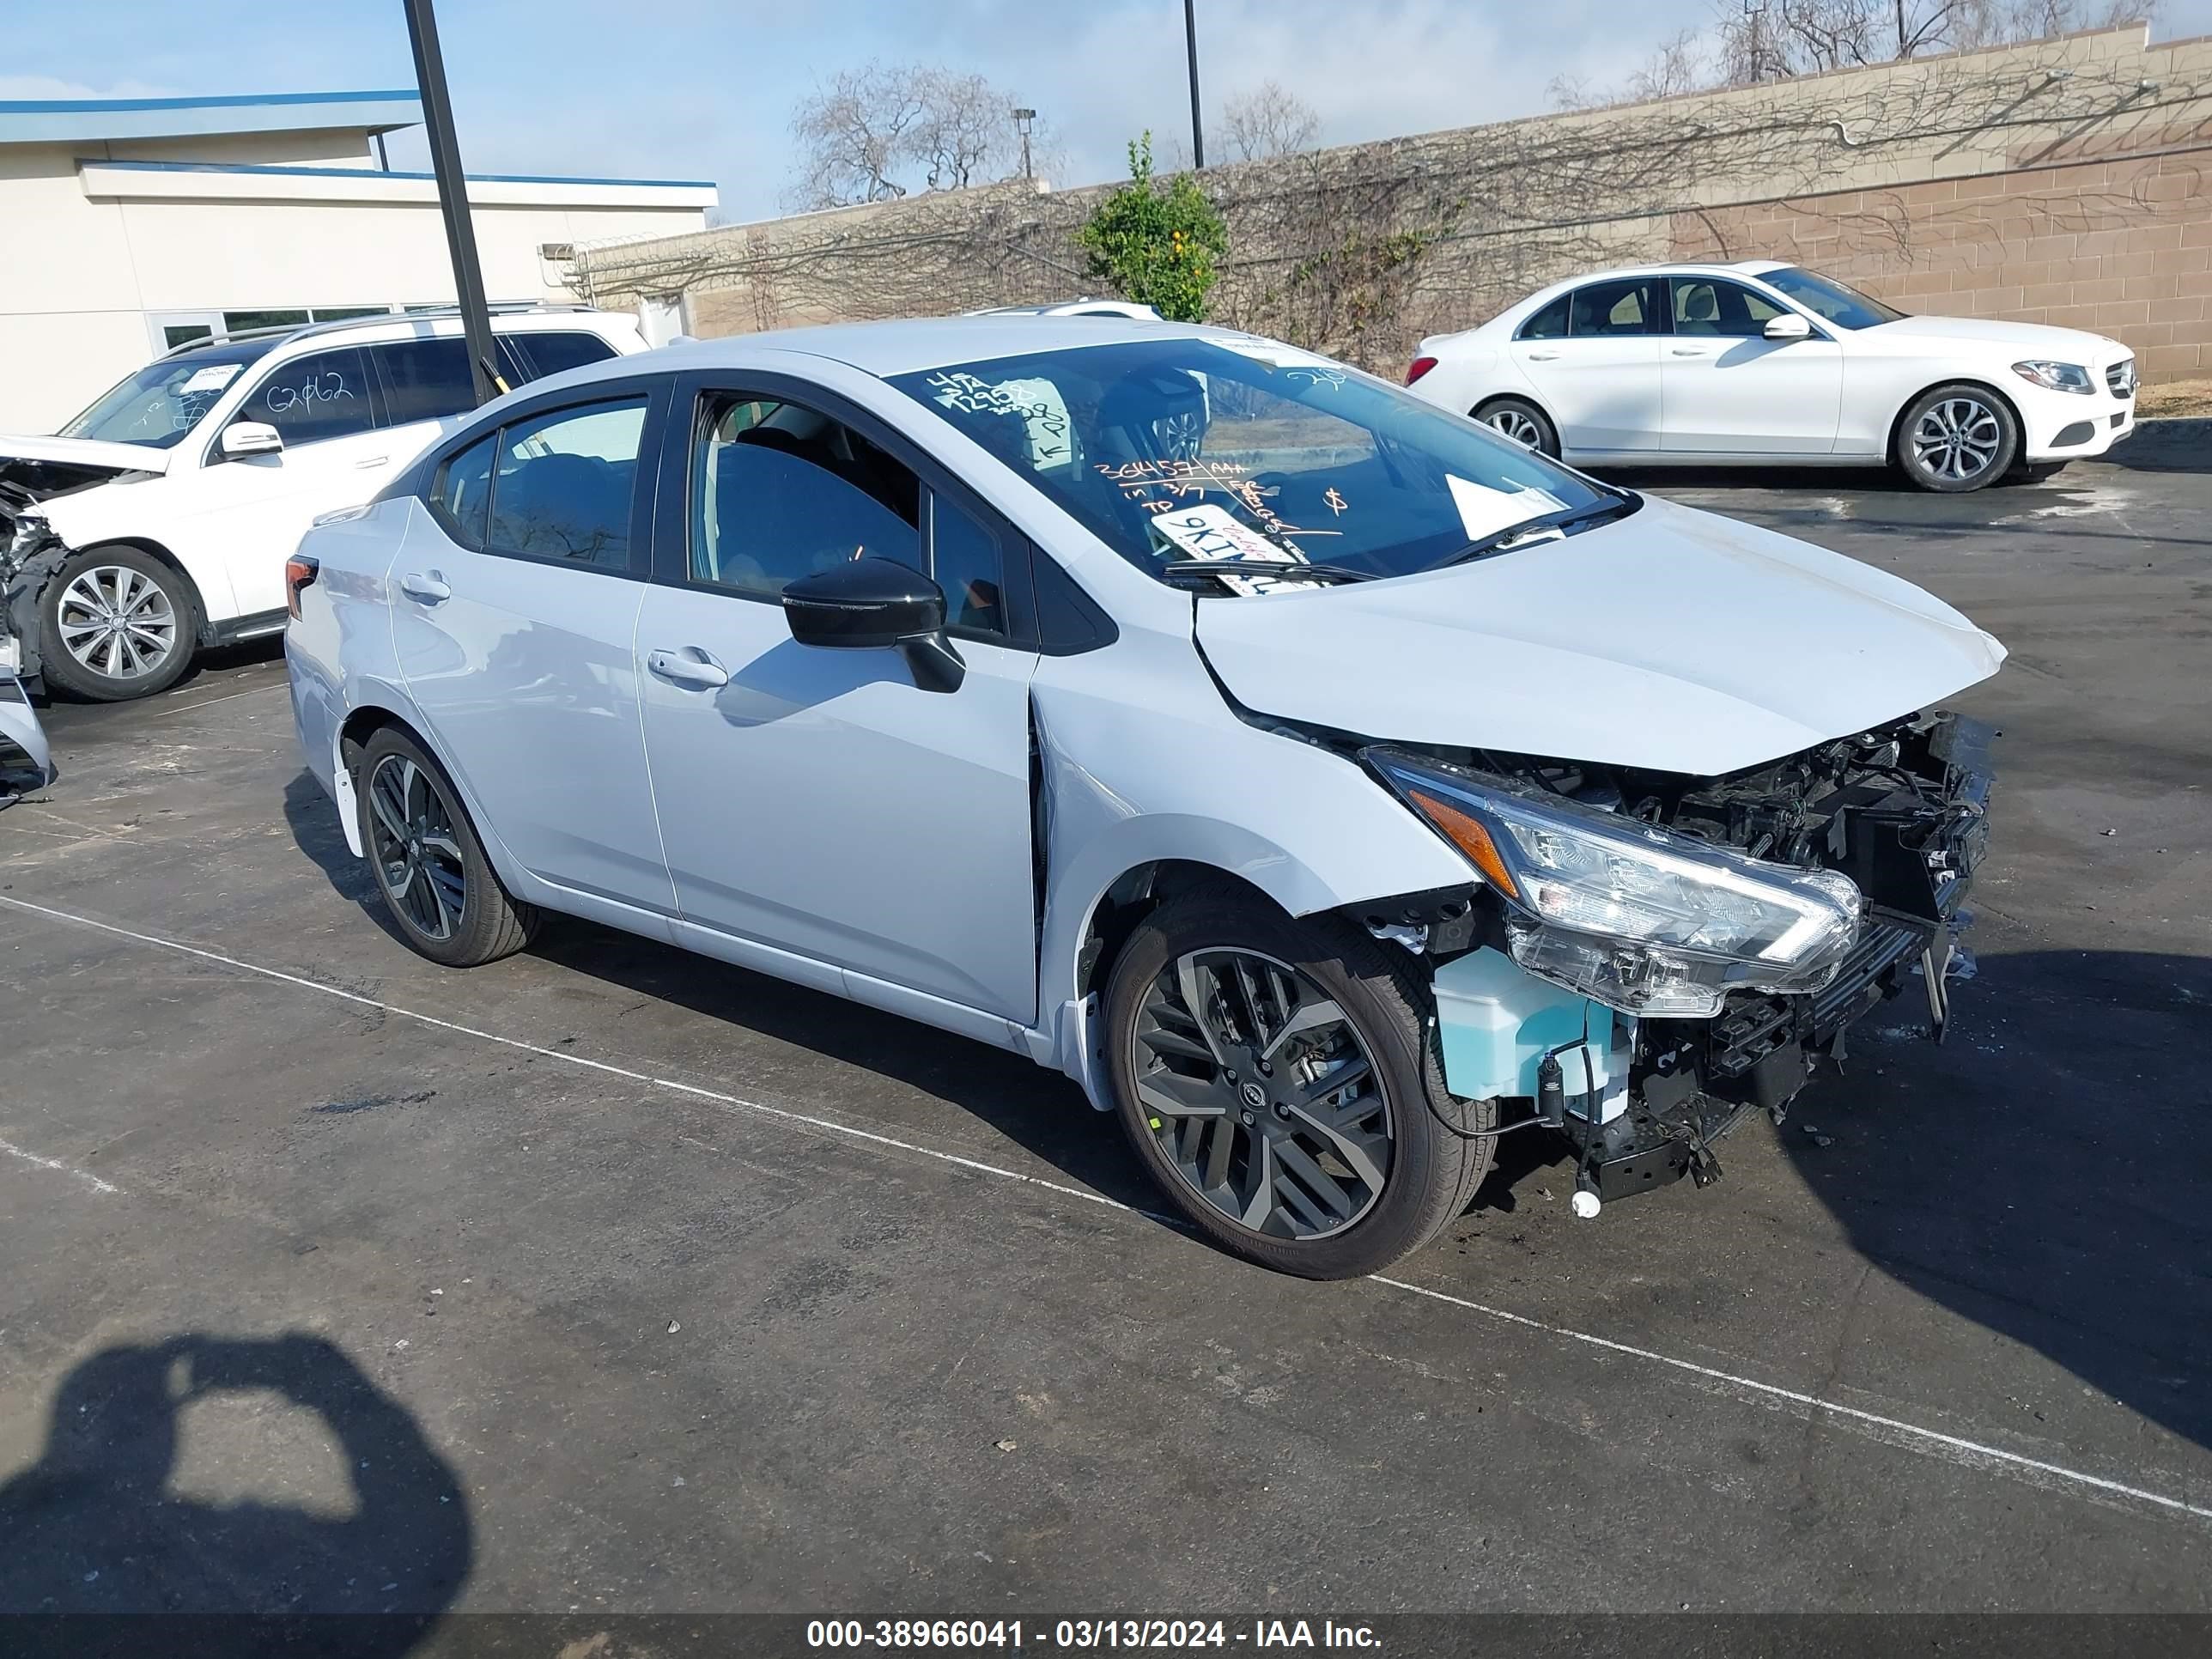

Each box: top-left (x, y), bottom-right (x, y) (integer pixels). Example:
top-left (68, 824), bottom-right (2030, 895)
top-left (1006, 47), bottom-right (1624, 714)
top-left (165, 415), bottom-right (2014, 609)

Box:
top-left (355, 454), bottom-right (392, 470)
top-left (398, 570), bottom-right (451, 604)
top-left (1670, 346), bottom-right (1716, 356)
top-left (647, 647), bottom-right (730, 690)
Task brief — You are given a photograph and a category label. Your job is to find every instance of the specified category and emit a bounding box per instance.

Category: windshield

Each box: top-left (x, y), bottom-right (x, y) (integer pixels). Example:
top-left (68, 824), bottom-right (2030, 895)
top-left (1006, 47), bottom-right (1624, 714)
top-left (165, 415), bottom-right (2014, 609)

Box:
top-left (888, 337), bottom-right (1620, 590)
top-left (58, 339), bottom-right (278, 449)
top-left (1761, 267), bottom-right (1905, 330)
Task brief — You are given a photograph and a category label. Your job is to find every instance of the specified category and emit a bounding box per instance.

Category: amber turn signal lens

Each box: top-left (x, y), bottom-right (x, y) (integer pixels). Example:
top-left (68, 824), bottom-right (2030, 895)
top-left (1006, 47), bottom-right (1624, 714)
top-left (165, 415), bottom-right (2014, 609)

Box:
top-left (1407, 787), bottom-right (1518, 900)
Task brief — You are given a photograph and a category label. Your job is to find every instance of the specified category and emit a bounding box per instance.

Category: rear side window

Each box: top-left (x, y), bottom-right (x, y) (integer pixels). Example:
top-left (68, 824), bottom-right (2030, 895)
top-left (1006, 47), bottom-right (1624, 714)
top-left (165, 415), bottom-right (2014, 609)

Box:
top-left (375, 338), bottom-right (478, 427)
top-left (1568, 279), bottom-right (1666, 337)
top-left (242, 347), bottom-right (376, 445)
top-left (487, 398), bottom-right (648, 572)
top-left (513, 331), bottom-right (620, 380)
top-left (431, 433), bottom-right (495, 549)
top-left (1518, 295), bottom-right (1569, 340)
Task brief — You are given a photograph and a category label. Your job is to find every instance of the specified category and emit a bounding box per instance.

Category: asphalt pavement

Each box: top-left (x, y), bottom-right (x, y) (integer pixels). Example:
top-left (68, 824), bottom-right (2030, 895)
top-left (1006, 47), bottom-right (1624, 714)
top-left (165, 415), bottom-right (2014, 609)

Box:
top-left (2, 432), bottom-right (2209, 1627)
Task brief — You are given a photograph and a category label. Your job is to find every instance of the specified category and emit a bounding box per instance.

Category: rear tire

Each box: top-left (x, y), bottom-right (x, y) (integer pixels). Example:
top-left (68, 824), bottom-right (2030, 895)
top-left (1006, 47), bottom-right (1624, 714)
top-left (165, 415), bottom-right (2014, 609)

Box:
top-left (1895, 384), bottom-right (2018, 492)
top-left (1103, 885), bottom-right (1493, 1279)
top-left (356, 727), bottom-right (540, 968)
top-left (37, 545), bottom-right (198, 702)
top-left (1474, 397), bottom-right (1559, 459)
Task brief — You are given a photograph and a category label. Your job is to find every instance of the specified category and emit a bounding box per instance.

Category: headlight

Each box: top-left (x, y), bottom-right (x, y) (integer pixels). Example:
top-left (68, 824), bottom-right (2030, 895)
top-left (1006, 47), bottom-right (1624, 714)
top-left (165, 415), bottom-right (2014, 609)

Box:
top-left (1367, 749), bottom-right (1862, 1017)
top-left (2011, 360), bottom-right (2094, 395)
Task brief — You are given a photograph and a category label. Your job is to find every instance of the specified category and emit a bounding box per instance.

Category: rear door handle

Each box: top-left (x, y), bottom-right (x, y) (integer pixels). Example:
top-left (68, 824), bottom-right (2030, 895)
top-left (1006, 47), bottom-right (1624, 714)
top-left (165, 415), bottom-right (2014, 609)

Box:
top-left (1525, 350), bottom-right (1561, 361)
top-left (647, 647), bottom-right (730, 690)
top-left (356, 454), bottom-right (392, 469)
top-left (399, 570), bottom-right (451, 604)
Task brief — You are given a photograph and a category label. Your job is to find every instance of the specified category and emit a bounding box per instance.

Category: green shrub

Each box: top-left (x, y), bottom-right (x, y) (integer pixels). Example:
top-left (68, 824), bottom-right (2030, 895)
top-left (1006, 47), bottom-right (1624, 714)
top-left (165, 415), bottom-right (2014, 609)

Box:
top-left (1077, 133), bottom-right (1229, 323)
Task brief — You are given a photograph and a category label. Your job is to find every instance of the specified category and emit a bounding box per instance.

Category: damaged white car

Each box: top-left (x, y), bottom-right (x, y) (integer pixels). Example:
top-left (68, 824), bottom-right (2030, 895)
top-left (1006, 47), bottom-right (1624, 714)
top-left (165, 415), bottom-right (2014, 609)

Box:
top-left (1, 307), bottom-right (642, 702)
top-left (285, 317), bottom-right (2000, 1278)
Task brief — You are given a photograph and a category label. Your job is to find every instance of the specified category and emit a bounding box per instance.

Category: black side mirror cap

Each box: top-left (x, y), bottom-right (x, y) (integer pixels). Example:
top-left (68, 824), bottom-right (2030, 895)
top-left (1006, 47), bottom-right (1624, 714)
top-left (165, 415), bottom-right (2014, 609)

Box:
top-left (781, 556), bottom-right (965, 692)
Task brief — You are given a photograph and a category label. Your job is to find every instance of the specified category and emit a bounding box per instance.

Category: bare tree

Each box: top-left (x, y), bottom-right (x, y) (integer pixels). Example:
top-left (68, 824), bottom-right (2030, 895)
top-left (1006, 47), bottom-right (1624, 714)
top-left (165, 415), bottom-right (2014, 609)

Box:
top-left (787, 64), bottom-right (928, 209)
top-left (1571, 0), bottom-right (2157, 101)
top-left (786, 64), bottom-right (1036, 210)
top-left (913, 68), bottom-right (1013, 191)
top-left (1222, 80), bottom-right (1322, 161)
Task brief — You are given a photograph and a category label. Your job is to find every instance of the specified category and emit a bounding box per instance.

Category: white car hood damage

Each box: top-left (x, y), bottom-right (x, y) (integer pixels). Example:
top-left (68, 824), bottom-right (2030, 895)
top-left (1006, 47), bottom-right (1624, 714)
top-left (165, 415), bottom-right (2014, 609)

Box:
top-left (0, 434), bottom-right (169, 476)
top-left (1194, 495), bottom-right (2006, 777)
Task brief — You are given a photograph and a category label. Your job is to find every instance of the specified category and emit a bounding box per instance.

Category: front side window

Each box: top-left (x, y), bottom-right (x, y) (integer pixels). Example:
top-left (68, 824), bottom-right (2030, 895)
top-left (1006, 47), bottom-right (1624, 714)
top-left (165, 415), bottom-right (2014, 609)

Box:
top-left (58, 339), bottom-right (277, 449)
top-left (1672, 278), bottom-right (1784, 338)
top-left (1760, 267), bottom-right (1904, 330)
top-left (889, 337), bottom-right (1621, 589)
top-left (929, 494), bottom-right (1006, 635)
top-left (487, 398), bottom-right (647, 571)
top-left (241, 348), bottom-right (377, 446)
top-left (690, 395), bottom-right (921, 599)
top-left (1569, 279), bottom-right (1666, 337)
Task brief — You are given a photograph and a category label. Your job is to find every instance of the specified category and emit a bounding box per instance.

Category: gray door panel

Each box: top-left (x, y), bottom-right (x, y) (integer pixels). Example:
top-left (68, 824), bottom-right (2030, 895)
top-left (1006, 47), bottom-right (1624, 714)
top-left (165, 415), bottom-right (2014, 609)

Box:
top-left (636, 581), bottom-right (1041, 1024)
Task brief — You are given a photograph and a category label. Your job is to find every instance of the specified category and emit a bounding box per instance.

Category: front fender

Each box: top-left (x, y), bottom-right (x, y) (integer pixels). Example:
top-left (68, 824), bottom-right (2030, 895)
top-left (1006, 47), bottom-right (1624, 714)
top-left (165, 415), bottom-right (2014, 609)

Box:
top-left (1030, 622), bottom-right (1471, 1035)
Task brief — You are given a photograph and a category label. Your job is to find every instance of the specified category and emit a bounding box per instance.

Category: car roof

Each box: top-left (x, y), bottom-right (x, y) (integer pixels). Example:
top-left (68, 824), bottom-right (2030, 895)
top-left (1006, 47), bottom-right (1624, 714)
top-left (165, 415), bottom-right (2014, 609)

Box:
top-left (620, 314), bottom-right (1220, 380)
top-left (157, 304), bottom-right (630, 361)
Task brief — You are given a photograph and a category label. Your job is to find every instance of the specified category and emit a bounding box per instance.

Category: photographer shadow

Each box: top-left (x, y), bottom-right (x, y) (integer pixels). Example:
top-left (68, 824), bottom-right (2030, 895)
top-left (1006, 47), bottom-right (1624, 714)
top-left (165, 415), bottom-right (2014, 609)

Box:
top-left (0, 1331), bottom-right (471, 1654)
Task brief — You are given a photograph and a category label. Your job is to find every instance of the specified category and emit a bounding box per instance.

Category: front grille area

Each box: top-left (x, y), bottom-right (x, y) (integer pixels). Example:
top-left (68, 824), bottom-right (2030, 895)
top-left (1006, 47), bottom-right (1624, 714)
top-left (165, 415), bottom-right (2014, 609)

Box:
top-left (2107, 359), bottom-right (2136, 398)
top-left (1812, 919), bottom-right (1923, 1036)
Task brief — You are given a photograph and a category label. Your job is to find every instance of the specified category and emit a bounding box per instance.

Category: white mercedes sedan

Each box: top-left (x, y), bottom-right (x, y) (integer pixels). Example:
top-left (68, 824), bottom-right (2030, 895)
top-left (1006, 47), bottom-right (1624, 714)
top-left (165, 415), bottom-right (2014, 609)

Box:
top-left (287, 316), bottom-right (2001, 1277)
top-left (1405, 260), bottom-right (2136, 491)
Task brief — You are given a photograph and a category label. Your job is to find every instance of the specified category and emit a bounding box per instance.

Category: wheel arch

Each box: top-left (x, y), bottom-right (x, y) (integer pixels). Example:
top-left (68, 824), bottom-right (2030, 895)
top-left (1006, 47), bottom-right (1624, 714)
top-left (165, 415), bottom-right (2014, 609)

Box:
top-left (1887, 377), bottom-right (2025, 472)
top-left (328, 696), bottom-right (527, 898)
top-left (1073, 859), bottom-right (1285, 1009)
top-left (1470, 390), bottom-right (1557, 428)
top-left (56, 537), bottom-right (212, 641)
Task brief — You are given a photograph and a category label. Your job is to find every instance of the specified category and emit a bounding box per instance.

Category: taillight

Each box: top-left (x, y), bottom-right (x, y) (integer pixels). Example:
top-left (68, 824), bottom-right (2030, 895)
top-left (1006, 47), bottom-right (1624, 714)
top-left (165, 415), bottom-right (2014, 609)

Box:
top-left (284, 554), bottom-right (319, 620)
top-left (1406, 356), bottom-right (1438, 385)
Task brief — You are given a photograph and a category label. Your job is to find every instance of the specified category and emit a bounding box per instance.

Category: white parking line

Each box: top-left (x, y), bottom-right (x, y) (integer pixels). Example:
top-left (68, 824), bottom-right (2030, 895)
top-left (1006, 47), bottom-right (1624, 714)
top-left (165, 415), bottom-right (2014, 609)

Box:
top-left (4, 888), bottom-right (2209, 1528)
top-left (148, 682), bottom-right (288, 717)
top-left (0, 1134), bottom-right (121, 1195)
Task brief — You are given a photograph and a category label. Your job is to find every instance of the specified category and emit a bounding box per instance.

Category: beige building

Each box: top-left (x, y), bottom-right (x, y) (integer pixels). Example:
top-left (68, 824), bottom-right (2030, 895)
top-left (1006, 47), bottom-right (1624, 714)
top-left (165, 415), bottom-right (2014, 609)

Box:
top-left (0, 90), bottom-right (715, 433)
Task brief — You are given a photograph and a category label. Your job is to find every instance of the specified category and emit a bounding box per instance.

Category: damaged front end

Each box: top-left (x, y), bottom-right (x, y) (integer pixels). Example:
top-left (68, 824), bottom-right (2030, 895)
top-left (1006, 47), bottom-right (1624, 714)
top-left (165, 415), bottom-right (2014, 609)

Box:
top-left (1361, 712), bottom-right (1995, 1204)
top-left (0, 456), bottom-right (120, 684)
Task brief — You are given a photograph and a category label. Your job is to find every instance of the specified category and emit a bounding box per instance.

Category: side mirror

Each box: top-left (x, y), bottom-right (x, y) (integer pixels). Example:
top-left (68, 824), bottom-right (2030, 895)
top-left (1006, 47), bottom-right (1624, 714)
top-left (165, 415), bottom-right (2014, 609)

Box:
top-left (781, 556), bottom-right (965, 694)
top-left (221, 421), bottom-right (284, 459)
top-left (1763, 313), bottom-right (1813, 342)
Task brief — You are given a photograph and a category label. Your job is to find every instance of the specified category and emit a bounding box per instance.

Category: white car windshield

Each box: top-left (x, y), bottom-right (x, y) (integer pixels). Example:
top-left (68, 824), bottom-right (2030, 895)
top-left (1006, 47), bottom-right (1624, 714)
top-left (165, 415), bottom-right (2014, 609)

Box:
top-left (890, 337), bottom-right (1625, 587)
top-left (1762, 267), bottom-right (1905, 330)
top-left (58, 339), bottom-right (278, 449)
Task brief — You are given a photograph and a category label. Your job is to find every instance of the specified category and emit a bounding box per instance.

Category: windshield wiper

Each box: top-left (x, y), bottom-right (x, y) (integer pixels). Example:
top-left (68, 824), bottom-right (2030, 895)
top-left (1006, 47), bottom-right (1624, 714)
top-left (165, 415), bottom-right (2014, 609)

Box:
top-left (1429, 495), bottom-right (1639, 572)
top-left (1162, 558), bottom-right (1376, 589)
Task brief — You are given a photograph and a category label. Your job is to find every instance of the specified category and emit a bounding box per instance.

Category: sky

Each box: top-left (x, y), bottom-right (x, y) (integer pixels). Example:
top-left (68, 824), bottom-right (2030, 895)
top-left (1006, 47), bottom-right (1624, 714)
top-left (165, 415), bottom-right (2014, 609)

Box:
top-left (7, 1), bottom-right (2208, 224)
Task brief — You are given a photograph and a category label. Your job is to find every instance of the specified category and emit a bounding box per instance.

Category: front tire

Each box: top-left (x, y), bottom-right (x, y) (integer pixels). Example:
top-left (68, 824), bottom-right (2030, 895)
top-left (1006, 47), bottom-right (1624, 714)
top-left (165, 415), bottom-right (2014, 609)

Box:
top-left (38, 545), bottom-right (198, 701)
top-left (1896, 385), bottom-right (2018, 492)
top-left (1474, 397), bottom-right (1559, 459)
top-left (356, 727), bottom-right (540, 968)
top-left (1103, 886), bottom-right (1493, 1279)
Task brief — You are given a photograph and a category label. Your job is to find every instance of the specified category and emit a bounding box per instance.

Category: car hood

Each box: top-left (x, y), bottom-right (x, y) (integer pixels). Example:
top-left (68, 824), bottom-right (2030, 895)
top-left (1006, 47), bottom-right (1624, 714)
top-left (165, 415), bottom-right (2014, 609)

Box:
top-left (1194, 495), bottom-right (2007, 776)
top-left (0, 434), bottom-right (170, 476)
top-left (1867, 313), bottom-right (2121, 360)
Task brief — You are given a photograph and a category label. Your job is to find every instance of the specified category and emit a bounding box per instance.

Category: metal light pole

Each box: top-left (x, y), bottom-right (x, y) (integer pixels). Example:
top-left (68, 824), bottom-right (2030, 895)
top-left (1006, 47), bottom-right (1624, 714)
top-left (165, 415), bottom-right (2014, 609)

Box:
top-left (1182, 0), bottom-right (1205, 168)
top-left (402, 0), bottom-right (503, 406)
top-left (1012, 107), bottom-right (1036, 181)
